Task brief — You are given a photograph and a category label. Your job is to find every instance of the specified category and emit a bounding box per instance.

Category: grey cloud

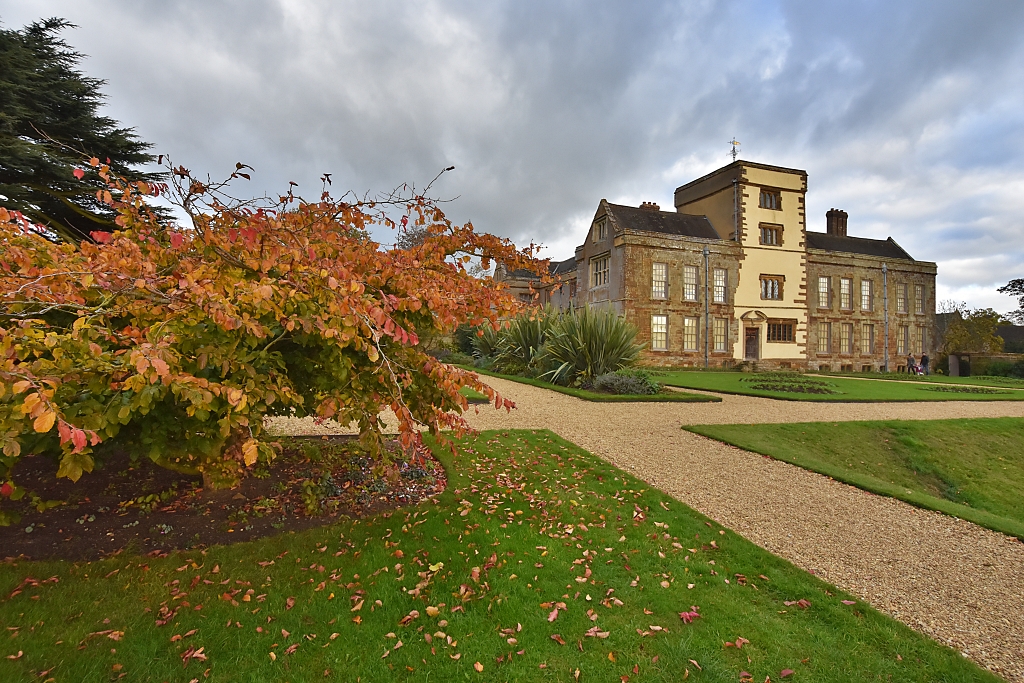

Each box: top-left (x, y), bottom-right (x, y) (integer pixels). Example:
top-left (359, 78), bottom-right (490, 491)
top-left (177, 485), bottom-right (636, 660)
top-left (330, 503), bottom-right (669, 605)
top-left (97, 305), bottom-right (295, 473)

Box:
top-left (1, 0), bottom-right (1023, 312)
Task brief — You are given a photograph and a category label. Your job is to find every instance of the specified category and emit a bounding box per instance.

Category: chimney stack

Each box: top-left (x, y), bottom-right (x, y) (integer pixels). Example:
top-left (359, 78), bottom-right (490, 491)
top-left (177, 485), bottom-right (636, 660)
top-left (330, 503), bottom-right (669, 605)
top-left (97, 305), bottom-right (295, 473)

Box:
top-left (826, 208), bottom-right (848, 236)
top-left (640, 201), bottom-right (660, 211)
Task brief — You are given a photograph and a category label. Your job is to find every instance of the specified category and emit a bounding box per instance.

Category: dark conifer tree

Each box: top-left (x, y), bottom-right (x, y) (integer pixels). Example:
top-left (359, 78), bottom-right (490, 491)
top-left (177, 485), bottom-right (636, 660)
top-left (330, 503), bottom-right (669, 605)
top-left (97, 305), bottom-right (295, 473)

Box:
top-left (0, 18), bottom-right (164, 241)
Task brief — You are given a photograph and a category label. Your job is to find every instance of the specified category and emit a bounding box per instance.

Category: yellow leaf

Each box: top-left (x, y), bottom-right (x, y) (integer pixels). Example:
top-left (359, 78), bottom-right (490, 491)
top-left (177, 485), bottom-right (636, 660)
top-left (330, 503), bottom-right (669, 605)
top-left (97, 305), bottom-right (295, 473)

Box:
top-left (33, 410), bottom-right (56, 433)
top-left (367, 346), bottom-right (380, 363)
top-left (473, 662), bottom-right (483, 673)
top-left (12, 381), bottom-right (31, 394)
top-left (608, 652), bottom-right (616, 662)
top-left (242, 439), bottom-right (259, 467)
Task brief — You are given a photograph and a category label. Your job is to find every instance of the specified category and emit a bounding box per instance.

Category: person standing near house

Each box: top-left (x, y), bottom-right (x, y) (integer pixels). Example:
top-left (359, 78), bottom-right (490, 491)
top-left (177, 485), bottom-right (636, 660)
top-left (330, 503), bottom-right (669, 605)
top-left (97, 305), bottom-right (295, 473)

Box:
top-left (921, 352), bottom-right (930, 375)
top-left (907, 353), bottom-right (917, 374)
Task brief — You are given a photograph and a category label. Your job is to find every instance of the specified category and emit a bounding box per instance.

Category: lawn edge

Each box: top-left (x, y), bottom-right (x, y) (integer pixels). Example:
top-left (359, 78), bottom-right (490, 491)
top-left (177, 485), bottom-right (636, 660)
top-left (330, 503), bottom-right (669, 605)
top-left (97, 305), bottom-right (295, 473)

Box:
top-left (656, 379), bottom-right (1024, 403)
top-left (682, 423), bottom-right (1024, 541)
top-left (455, 365), bottom-right (721, 402)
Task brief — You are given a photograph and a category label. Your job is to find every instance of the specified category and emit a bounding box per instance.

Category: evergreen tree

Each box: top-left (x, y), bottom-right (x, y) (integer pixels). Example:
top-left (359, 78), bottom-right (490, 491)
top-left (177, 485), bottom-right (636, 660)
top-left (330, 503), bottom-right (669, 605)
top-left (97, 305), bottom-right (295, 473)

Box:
top-left (0, 18), bottom-right (164, 241)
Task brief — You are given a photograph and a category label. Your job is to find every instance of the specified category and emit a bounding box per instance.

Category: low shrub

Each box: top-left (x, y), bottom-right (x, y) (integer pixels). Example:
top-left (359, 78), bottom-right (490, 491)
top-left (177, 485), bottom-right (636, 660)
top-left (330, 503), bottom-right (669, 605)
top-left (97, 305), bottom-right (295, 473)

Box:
top-left (592, 369), bottom-right (661, 395)
top-left (982, 359), bottom-right (1024, 379)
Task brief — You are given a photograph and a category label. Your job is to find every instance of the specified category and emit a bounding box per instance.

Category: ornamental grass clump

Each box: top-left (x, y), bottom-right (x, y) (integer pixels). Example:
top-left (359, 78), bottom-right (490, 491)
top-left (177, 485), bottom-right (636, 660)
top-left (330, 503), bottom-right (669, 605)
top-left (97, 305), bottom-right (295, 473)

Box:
top-left (540, 305), bottom-right (644, 386)
top-left (492, 304), bottom-right (557, 376)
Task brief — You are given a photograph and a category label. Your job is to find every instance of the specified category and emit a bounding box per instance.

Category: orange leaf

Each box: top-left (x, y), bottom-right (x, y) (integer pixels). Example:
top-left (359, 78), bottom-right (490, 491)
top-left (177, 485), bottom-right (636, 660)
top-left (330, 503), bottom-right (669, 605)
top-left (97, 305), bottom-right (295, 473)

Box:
top-left (33, 410), bottom-right (56, 434)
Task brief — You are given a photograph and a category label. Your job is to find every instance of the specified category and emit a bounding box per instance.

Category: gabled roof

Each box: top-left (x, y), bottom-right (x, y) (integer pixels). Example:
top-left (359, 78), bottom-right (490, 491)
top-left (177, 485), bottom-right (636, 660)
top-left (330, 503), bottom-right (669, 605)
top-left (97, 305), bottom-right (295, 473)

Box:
top-left (549, 257), bottom-right (577, 275)
top-left (805, 232), bottom-right (914, 261)
top-left (605, 202), bottom-right (721, 240)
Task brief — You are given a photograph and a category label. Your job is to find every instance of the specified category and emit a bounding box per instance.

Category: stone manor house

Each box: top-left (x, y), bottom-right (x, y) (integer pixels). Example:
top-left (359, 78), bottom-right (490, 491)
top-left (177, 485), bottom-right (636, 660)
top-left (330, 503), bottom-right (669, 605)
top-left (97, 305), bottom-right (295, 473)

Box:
top-left (499, 160), bottom-right (937, 371)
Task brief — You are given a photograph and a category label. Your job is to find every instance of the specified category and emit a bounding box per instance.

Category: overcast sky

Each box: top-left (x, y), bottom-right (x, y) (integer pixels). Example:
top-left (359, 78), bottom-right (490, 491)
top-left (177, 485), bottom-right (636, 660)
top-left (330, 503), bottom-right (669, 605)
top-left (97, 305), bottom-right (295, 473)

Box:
top-left (3, 0), bottom-right (1023, 314)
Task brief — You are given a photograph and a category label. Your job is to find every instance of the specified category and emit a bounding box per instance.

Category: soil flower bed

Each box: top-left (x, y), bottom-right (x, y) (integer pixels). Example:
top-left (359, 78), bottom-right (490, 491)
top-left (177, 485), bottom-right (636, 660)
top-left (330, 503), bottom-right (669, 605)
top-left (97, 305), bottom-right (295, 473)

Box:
top-left (0, 438), bottom-right (445, 562)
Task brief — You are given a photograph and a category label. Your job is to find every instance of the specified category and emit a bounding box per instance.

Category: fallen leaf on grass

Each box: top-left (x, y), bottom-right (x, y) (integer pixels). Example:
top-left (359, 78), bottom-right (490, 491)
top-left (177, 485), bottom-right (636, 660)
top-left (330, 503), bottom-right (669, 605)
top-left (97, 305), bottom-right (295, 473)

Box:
top-left (6, 651), bottom-right (23, 660)
top-left (473, 662), bottom-right (484, 672)
top-left (551, 634), bottom-right (566, 645)
top-left (426, 606), bottom-right (440, 617)
top-left (784, 599), bottom-right (810, 609)
top-left (688, 659), bottom-right (702, 671)
top-left (286, 596), bottom-right (296, 610)
top-left (780, 669), bottom-right (795, 678)
top-left (678, 607), bottom-right (701, 624)
top-left (724, 636), bottom-right (750, 649)
top-left (841, 600), bottom-right (856, 605)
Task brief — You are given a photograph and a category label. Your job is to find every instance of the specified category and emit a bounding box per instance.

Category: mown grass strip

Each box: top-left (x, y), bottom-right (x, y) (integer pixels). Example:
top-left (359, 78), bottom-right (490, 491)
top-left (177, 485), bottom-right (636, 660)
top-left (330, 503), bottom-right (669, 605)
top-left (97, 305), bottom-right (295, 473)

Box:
top-left (654, 370), bottom-right (1024, 402)
top-left (685, 418), bottom-right (1024, 540)
top-left (461, 366), bottom-right (720, 403)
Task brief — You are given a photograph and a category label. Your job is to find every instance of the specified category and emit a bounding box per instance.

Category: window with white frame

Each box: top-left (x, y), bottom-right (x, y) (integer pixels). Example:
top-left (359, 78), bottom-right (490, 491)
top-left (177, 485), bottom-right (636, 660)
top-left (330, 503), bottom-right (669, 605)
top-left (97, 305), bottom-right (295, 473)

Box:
top-left (591, 256), bottom-right (609, 287)
top-left (897, 324), bottom-right (909, 354)
top-left (840, 278), bottom-right (853, 310)
top-left (817, 276), bottom-right (831, 308)
top-left (682, 265), bottom-right (698, 301)
top-left (861, 323), bottom-right (875, 355)
top-left (713, 318), bottom-right (728, 351)
top-left (683, 317), bottom-right (698, 351)
top-left (861, 279), bottom-right (873, 311)
top-left (840, 323), bottom-right (854, 354)
top-left (651, 262), bottom-right (667, 299)
top-left (817, 322), bottom-right (831, 353)
top-left (650, 315), bottom-right (668, 351)
top-left (897, 283), bottom-right (908, 313)
top-left (914, 284), bottom-right (924, 314)
top-left (713, 268), bottom-right (727, 303)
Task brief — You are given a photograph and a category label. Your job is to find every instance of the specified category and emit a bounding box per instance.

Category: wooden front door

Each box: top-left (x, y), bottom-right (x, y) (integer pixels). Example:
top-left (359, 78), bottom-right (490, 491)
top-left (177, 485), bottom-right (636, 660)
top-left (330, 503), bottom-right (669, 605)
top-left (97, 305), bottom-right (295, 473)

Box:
top-left (744, 327), bottom-right (759, 360)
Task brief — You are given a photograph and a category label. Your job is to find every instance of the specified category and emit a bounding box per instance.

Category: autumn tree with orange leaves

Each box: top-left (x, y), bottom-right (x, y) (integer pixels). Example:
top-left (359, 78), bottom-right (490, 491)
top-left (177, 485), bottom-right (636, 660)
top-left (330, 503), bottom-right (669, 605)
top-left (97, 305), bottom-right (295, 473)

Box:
top-left (0, 160), bottom-right (544, 493)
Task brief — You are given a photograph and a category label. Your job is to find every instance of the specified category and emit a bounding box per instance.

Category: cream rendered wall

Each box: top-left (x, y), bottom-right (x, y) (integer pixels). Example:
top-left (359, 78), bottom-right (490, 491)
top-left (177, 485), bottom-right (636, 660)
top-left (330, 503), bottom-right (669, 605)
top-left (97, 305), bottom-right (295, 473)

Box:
top-left (734, 166), bottom-right (808, 361)
top-left (673, 188), bottom-right (736, 241)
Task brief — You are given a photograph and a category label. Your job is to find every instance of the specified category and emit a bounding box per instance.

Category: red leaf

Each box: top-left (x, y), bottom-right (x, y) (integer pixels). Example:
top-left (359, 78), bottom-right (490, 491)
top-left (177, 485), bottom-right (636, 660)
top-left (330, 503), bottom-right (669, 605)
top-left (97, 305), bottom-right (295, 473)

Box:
top-left (0, 483), bottom-right (12, 498)
top-left (780, 669), bottom-right (795, 678)
top-left (91, 231), bottom-right (112, 243)
top-left (73, 168), bottom-right (85, 180)
top-left (170, 233), bottom-right (184, 249)
top-left (550, 634), bottom-right (566, 646)
top-left (286, 596), bottom-right (296, 610)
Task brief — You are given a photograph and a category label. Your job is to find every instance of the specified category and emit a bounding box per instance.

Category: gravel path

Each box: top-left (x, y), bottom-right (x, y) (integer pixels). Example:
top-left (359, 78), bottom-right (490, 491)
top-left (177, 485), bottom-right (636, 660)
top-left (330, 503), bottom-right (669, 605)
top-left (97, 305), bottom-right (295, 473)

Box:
top-left (269, 382), bottom-right (1024, 680)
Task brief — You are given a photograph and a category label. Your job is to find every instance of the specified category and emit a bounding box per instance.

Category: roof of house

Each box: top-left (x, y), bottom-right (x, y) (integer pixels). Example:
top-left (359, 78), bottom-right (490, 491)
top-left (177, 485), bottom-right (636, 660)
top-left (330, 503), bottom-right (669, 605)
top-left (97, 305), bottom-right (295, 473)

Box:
top-left (606, 202), bottom-right (721, 240)
top-left (504, 256), bottom-right (576, 280)
top-left (805, 232), bottom-right (914, 261)
top-left (549, 257), bottom-right (577, 275)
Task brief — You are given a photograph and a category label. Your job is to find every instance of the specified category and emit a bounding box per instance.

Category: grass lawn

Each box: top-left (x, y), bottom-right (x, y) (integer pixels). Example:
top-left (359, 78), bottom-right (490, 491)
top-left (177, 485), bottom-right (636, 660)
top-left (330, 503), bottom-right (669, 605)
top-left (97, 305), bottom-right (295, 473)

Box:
top-left (653, 370), bottom-right (1024, 402)
top-left (811, 371), bottom-right (1024, 390)
top-left (459, 386), bottom-right (490, 402)
top-left (463, 366), bottom-right (720, 403)
top-left (685, 418), bottom-right (1024, 540)
top-left (0, 431), bottom-right (998, 682)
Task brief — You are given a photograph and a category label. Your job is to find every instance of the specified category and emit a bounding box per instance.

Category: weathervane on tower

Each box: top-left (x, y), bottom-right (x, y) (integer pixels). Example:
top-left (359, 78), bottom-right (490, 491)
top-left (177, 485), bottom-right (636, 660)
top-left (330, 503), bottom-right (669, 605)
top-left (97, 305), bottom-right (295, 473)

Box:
top-left (729, 137), bottom-right (741, 161)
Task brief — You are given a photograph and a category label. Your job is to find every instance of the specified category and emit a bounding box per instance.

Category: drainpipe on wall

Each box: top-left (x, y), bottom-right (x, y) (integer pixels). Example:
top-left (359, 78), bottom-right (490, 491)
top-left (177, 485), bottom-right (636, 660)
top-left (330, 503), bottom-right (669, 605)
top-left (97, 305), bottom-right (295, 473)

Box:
top-left (703, 246), bottom-right (710, 369)
top-left (882, 263), bottom-right (889, 372)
